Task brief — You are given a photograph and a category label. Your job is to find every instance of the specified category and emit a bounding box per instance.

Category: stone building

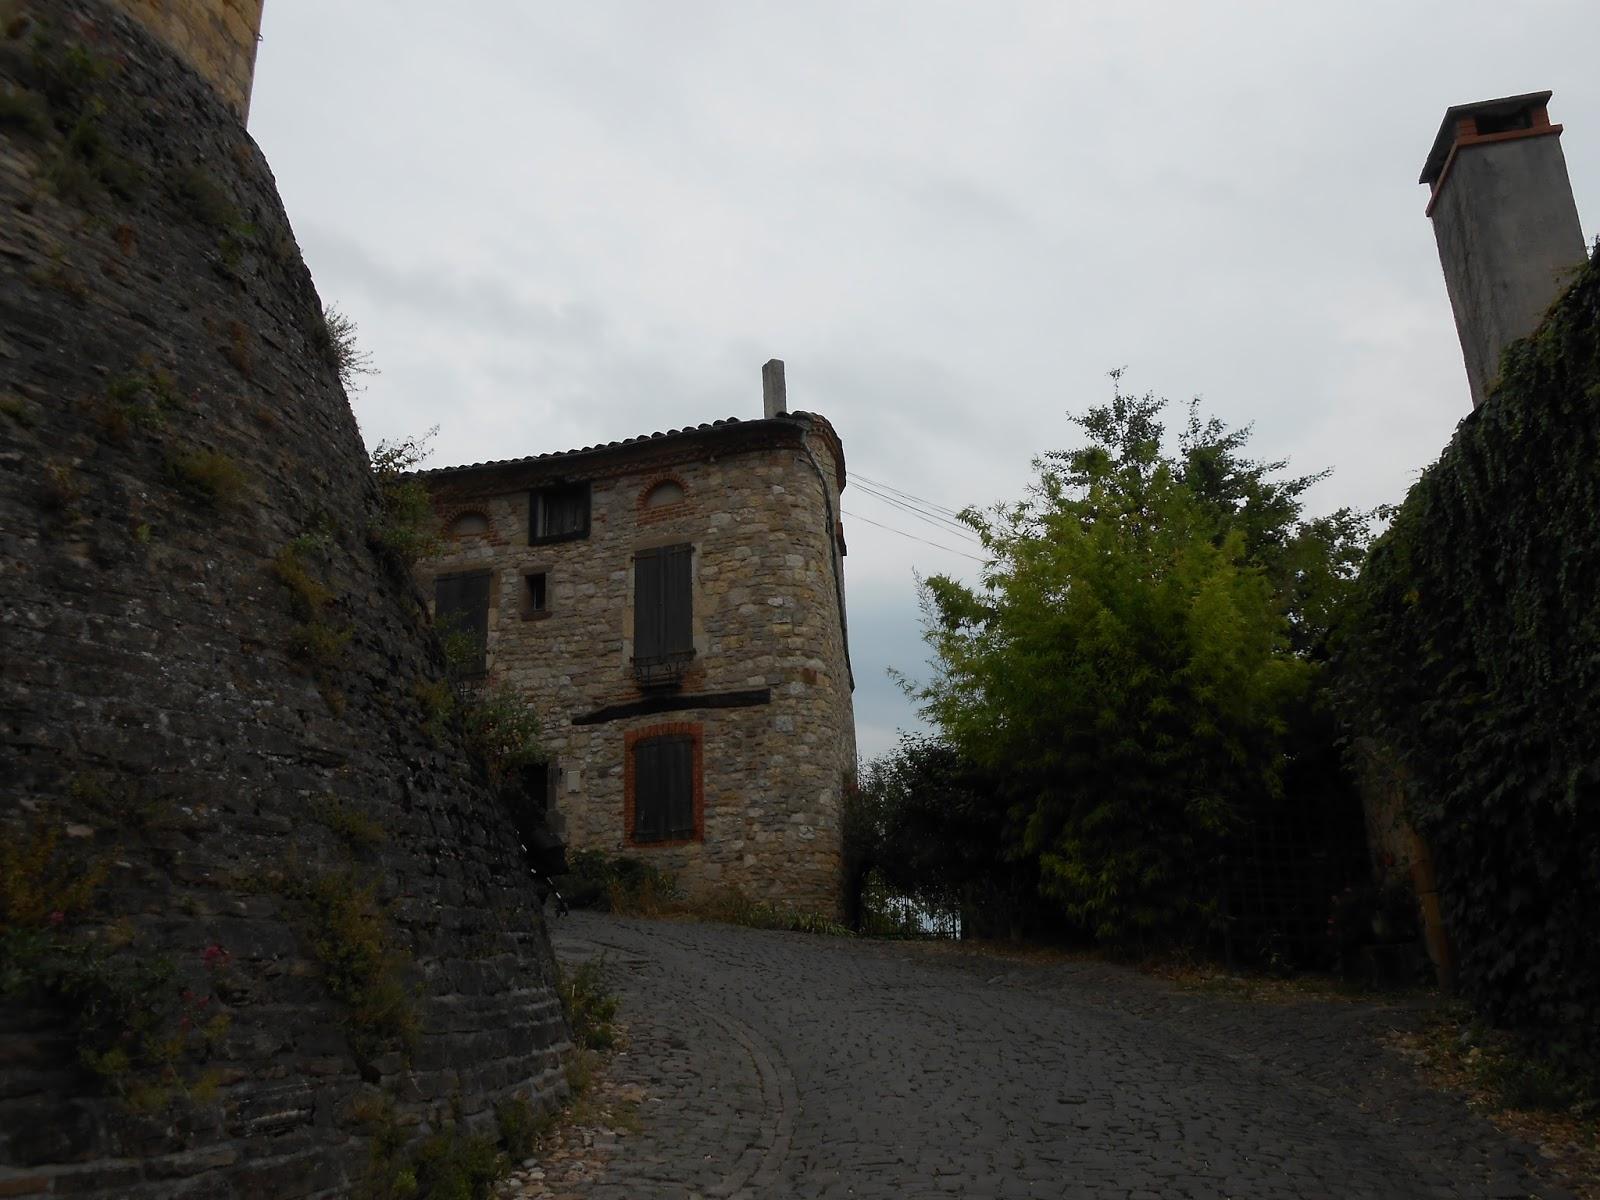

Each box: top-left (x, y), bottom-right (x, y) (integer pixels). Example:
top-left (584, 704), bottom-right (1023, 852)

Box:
top-left (416, 363), bottom-right (856, 912)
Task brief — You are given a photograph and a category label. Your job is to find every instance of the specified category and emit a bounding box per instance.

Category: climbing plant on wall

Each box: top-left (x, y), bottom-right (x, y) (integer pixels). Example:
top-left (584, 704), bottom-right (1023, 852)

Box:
top-left (1337, 247), bottom-right (1600, 1068)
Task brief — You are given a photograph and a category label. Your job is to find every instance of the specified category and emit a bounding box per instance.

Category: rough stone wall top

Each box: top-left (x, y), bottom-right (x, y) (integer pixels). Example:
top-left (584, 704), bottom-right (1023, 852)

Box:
top-left (105, 0), bottom-right (262, 120)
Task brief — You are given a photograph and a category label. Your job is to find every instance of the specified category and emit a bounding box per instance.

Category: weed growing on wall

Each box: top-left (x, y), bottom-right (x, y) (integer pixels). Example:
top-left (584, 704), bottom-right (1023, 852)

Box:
top-left (369, 429), bottom-right (440, 570)
top-left (0, 814), bottom-right (226, 1112)
top-left (96, 364), bottom-right (181, 441)
top-left (172, 164), bottom-right (238, 230)
top-left (12, 29), bottom-right (146, 207)
top-left (272, 537), bottom-right (351, 713)
top-left (0, 84), bottom-right (49, 136)
top-left (310, 796), bottom-right (386, 852)
top-left (281, 869), bottom-right (418, 1064)
top-left (322, 304), bottom-right (379, 392)
top-left (166, 449), bottom-right (246, 506)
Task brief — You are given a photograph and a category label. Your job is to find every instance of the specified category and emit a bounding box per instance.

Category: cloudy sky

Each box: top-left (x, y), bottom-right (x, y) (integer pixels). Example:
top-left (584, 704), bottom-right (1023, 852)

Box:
top-left (249, 2), bottom-right (1598, 760)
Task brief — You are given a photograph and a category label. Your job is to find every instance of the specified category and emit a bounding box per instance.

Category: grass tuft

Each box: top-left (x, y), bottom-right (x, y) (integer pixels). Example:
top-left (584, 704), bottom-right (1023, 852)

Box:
top-left (558, 958), bottom-right (619, 1052)
top-left (166, 450), bottom-right (246, 506)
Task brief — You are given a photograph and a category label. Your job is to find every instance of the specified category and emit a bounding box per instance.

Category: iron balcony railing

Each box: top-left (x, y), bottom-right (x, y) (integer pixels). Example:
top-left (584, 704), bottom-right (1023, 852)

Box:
top-left (631, 649), bottom-right (695, 689)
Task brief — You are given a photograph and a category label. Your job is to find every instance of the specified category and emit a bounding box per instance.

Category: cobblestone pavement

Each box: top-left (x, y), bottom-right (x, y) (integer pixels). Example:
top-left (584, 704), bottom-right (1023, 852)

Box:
top-left (541, 913), bottom-right (1570, 1200)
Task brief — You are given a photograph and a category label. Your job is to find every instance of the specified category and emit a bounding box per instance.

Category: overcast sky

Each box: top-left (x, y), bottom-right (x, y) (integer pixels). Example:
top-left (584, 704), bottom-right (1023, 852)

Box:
top-left (249, 2), bottom-right (1598, 760)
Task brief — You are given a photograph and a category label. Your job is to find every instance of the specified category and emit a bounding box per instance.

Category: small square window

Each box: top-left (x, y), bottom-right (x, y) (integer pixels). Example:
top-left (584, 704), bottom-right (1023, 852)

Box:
top-left (523, 572), bottom-right (548, 619)
top-left (530, 483), bottom-right (590, 544)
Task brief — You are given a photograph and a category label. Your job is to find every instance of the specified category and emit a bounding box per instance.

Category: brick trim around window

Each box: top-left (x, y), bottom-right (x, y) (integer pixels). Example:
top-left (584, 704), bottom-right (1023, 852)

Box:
top-left (636, 473), bottom-right (691, 525)
top-left (623, 721), bottom-right (705, 847)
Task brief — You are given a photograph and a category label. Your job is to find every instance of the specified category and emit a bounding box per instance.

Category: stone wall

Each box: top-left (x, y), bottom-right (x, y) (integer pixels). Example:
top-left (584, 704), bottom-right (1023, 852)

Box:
top-left (104, 0), bottom-right (263, 120)
top-left (0, 4), bottom-right (568, 1195)
top-left (420, 416), bottom-right (857, 913)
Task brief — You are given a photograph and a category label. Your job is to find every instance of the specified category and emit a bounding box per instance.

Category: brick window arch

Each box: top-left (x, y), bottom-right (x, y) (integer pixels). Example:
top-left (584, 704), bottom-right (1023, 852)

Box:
top-left (637, 475), bottom-right (689, 523)
top-left (446, 510), bottom-right (491, 539)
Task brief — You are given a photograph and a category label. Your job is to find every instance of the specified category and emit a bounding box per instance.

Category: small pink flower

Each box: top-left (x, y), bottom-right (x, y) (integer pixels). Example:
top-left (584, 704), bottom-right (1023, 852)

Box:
top-left (48, 911), bottom-right (65, 927)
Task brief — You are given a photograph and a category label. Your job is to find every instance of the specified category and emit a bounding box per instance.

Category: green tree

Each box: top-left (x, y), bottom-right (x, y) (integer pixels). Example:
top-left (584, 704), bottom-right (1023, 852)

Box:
top-left (845, 736), bottom-right (1038, 938)
top-left (911, 375), bottom-right (1372, 946)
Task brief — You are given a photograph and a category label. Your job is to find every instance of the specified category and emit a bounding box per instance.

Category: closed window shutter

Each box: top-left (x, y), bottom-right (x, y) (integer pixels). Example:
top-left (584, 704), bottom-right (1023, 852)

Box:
top-left (434, 573), bottom-right (490, 676)
top-left (663, 736), bottom-right (694, 839)
top-left (634, 739), bottom-right (665, 841)
top-left (634, 544), bottom-right (692, 664)
top-left (634, 550), bottom-right (665, 661)
top-left (663, 545), bottom-right (692, 655)
top-left (633, 735), bottom-right (694, 843)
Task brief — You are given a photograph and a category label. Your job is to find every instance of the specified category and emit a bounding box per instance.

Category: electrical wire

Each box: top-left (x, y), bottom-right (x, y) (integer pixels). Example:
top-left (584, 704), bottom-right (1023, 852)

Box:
top-left (853, 471), bottom-right (971, 521)
top-left (841, 508), bottom-right (989, 563)
top-left (851, 480), bottom-right (985, 544)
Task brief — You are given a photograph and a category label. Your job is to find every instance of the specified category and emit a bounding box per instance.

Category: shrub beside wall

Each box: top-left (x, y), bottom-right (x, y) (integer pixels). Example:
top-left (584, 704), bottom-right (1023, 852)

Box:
top-left (1338, 248), bottom-right (1600, 1065)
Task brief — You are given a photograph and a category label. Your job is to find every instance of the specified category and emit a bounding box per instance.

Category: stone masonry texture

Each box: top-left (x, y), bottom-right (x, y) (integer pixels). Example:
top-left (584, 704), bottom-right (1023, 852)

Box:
top-left (0, 4), bottom-right (569, 1196)
top-left (105, 0), bottom-right (263, 120)
top-left (419, 415), bottom-right (857, 914)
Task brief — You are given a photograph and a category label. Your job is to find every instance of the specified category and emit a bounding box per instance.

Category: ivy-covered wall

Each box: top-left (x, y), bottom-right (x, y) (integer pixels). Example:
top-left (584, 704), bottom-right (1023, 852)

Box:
top-left (1338, 247), bottom-right (1600, 1062)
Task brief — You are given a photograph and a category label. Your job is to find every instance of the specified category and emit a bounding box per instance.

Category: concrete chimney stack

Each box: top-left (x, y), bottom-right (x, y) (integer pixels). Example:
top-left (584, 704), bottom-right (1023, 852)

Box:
top-left (1421, 91), bottom-right (1587, 409)
top-left (762, 358), bottom-right (787, 418)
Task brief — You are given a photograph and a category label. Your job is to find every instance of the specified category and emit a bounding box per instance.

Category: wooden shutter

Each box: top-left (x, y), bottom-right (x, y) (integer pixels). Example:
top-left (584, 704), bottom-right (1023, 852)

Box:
top-left (661, 736), bottom-right (694, 838)
top-left (662, 544), bottom-right (692, 655)
top-left (634, 549), bottom-right (664, 662)
top-left (633, 735), bottom-right (694, 843)
top-left (434, 572), bottom-right (490, 676)
top-left (634, 738), bottom-right (665, 841)
top-left (634, 544), bottom-right (692, 663)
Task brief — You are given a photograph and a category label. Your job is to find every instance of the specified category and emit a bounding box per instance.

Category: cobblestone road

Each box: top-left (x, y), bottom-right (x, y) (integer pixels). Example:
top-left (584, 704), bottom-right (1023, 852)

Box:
top-left (545, 913), bottom-right (1568, 1200)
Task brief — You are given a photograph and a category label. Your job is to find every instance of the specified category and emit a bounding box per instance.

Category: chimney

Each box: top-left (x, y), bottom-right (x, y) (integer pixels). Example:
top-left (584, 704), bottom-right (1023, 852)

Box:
top-left (1421, 91), bottom-right (1587, 409)
top-left (762, 358), bottom-right (787, 418)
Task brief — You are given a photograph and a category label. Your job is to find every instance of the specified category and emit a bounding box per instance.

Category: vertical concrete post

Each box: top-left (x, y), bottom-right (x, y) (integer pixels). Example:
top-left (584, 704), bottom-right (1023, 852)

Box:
top-left (1420, 91), bottom-right (1587, 409)
top-left (762, 359), bottom-right (787, 418)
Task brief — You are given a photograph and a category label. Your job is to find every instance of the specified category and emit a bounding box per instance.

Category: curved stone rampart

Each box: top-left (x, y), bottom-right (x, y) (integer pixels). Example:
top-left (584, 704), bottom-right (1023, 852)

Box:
top-left (106, 0), bottom-right (262, 119)
top-left (0, 4), bottom-right (568, 1195)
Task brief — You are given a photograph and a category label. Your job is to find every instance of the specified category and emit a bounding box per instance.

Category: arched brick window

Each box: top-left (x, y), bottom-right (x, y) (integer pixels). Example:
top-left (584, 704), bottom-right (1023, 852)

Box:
top-left (637, 476), bottom-right (689, 523)
top-left (643, 480), bottom-right (685, 508)
top-left (447, 510), bottom-right (490, 539)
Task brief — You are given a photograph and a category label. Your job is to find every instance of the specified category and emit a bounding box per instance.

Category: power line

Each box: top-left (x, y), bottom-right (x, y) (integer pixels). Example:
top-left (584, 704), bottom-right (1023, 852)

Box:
top-left (851, 480), bottom-right (985, 544)
top-left (853, 471), bottom-right (970, 521)
top-left (841, 508), bottom-right (989, 563)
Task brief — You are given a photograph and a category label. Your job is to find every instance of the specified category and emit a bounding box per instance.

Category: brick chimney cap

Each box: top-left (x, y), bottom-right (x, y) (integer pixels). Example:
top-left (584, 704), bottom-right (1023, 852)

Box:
top-left (1420, 90), bottom-right (1554, 185)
